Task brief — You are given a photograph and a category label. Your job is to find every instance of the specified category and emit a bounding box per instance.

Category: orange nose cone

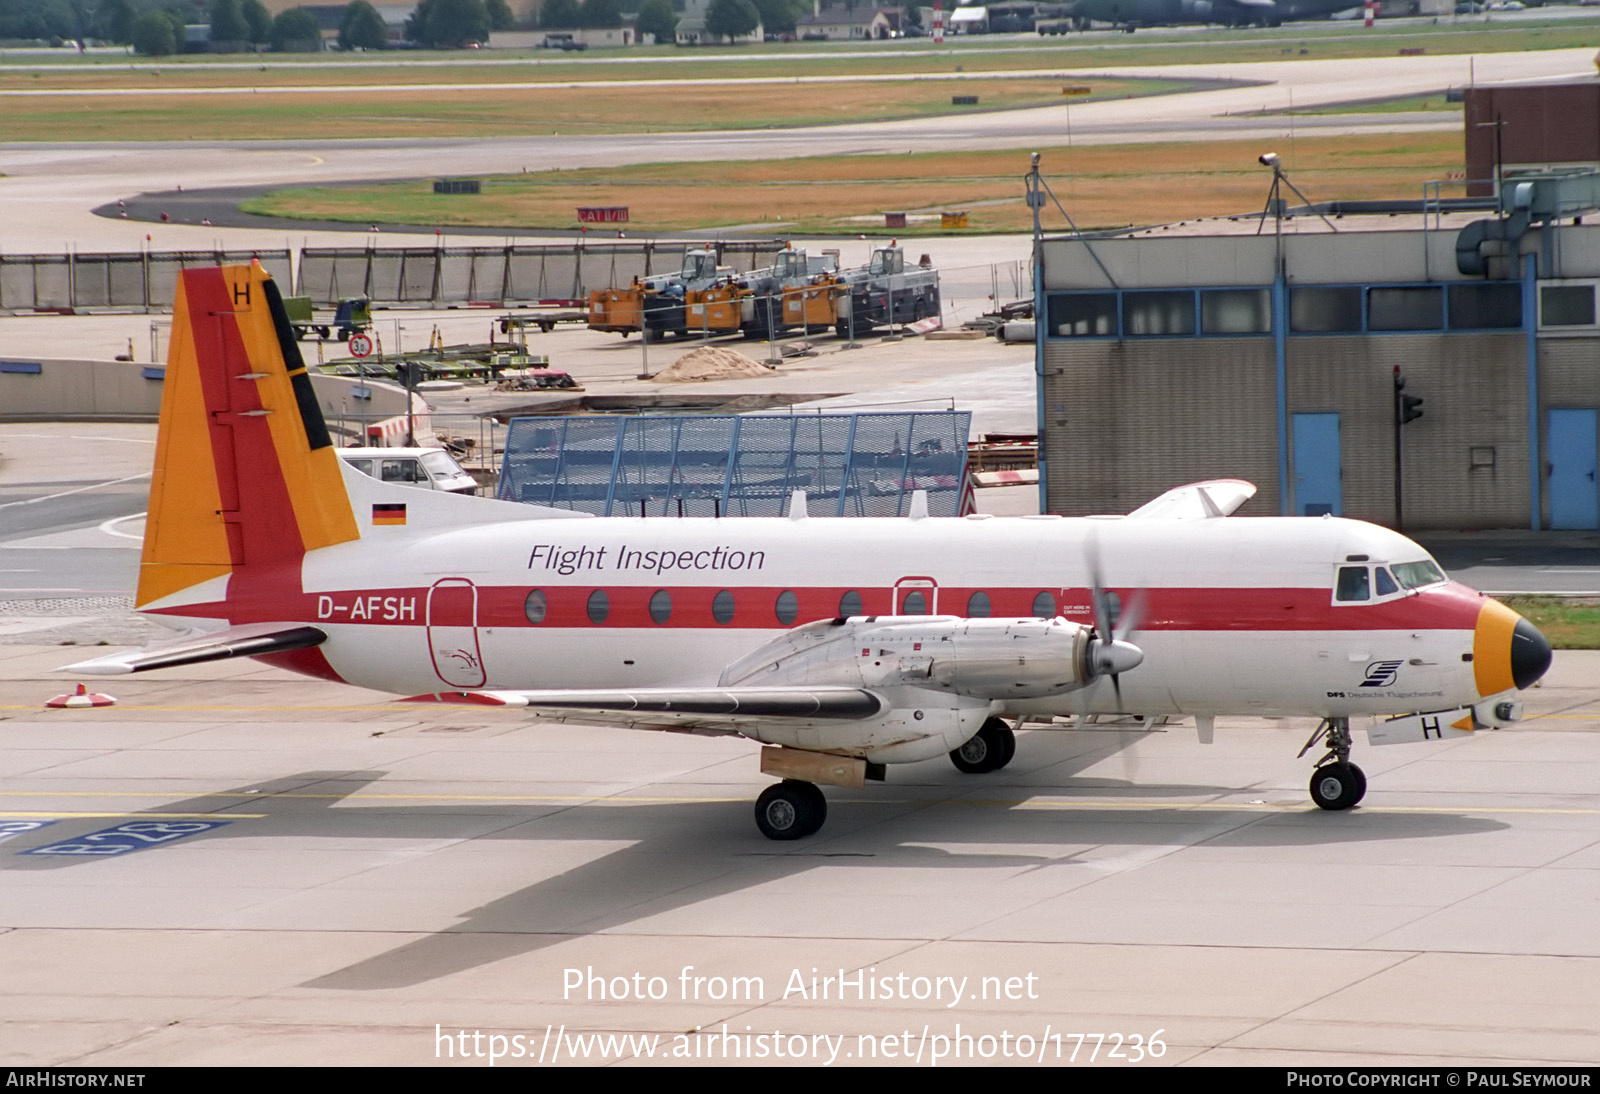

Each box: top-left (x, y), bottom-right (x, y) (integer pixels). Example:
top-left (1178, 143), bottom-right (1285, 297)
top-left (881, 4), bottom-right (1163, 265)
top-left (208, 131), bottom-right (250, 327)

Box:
top-left (1473, 600), bottom-right (1552, 696)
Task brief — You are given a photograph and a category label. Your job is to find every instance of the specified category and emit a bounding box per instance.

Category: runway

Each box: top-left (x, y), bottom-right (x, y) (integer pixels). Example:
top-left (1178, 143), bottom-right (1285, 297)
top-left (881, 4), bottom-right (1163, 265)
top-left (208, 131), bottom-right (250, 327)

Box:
top-left (0, 48), bottom-right (1593, 252)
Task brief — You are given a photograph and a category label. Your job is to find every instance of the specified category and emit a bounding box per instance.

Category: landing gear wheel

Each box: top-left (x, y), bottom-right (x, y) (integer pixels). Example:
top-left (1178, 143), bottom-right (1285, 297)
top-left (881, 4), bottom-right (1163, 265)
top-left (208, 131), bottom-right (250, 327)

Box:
top-left (950, 718), bottom-right (1016, 774)
top-left (1309, 763), bottom-right (1366, 811)
top-left (754, 780), bottom-right (826, 840)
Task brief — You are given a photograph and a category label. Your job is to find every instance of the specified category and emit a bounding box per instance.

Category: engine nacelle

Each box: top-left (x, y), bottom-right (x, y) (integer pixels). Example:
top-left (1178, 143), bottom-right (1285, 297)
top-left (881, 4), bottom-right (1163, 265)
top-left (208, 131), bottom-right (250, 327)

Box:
top-left (721, 615), bottom-right (1095, 700)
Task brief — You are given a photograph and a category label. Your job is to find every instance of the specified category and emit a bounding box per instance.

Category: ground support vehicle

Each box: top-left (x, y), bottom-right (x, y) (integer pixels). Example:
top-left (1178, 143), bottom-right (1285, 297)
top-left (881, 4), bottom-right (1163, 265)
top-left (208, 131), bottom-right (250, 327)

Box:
top-left (285, 295), bottom-right (371, 342)
top-left (834, 246), bottom-right (941, 338)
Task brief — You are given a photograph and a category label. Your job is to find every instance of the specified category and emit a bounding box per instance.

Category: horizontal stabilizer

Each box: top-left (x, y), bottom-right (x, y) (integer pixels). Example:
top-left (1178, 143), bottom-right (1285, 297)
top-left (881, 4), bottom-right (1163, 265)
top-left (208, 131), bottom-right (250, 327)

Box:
top-left (60, 624), bottom-right (326, 676)
top-left (401, 686), bottom-right (885, 733)
top-left (1127, 479), bottom-right (1257, 520)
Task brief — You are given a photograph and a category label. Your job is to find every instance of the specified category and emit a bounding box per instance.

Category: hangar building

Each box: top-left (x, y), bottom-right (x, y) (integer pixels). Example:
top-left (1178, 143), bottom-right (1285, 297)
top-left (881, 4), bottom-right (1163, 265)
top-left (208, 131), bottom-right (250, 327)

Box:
top-left (1034, 172), bottom-right (1600, 532)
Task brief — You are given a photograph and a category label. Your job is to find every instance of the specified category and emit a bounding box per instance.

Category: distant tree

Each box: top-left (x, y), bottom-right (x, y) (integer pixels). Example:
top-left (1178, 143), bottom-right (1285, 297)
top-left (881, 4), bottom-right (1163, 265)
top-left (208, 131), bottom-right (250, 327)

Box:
top-left (128, 8), bottom-right (175, 52)
top-left (539, 0), bottom-right (579, 26)
top-left (634, 0), bottom-right (674, 40)
top-left (208, 0), bottom-right (247, 45)
top-left (405, 0), bottom-right (488, 45)
top-left (95, 0), bottom-right (136, 42)
top-left (578, 0), bottom-right (620, 25)
top-left (38, 0), bottom-right (82, 37)
top-left (704, 0), bottom-right (756, 42)
top-left (338, 0), bottom-right (386, 48)
top-left (750, 0), bottom-right (793, 34)
top-left (240, 0), bottom-right (270, 41)
top-left (269, 6), bottom-right (320, 49)
top-left (485, 0), bottom-right (513, 28)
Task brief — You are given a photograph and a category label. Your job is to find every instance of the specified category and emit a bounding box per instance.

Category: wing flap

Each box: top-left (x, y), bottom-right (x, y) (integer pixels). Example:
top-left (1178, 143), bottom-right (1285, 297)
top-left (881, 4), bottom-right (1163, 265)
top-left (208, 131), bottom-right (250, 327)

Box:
top-left (60, 624), bottom-right (326, 675)
top-left (401, 686), bottom-right (885, 733)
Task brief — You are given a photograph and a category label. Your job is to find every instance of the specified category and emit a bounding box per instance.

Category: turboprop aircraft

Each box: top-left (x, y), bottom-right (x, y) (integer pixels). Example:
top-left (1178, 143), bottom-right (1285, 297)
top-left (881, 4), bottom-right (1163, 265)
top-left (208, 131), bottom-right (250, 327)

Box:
top-left (68, 263), bottom-right (1554, 840)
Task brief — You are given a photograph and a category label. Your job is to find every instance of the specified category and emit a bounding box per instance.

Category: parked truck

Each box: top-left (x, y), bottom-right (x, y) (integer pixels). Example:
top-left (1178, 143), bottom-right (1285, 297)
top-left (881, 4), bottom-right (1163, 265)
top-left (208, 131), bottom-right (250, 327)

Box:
top-left (834, 245), bottom-right (941, 337)
top-left (682, 246), bottom-right (841, 340)
top-left (587, 247), bottom-right (729, 338)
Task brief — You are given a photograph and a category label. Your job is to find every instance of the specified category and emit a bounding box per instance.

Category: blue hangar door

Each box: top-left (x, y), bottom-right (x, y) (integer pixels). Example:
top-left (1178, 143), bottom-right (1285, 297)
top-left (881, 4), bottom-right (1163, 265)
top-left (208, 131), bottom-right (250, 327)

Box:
top-left (1292, 412), bottom-right (1342, 517)
top-left (1548, 408), bottom-right (1599, 530)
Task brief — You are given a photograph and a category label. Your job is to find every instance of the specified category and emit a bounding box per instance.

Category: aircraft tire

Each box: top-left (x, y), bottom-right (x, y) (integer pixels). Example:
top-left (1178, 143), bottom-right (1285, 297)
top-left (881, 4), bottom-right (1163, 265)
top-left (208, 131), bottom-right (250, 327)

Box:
top-left (1309, 763), bottom-right (1365, 811)
top-left (755, 780), bottom-right (826, 840)
top-left (950, 718), bottom-right (1015, 774)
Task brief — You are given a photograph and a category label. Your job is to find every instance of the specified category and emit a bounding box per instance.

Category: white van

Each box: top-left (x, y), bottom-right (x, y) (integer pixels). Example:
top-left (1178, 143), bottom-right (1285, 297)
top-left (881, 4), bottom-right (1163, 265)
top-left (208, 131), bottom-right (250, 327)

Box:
top-left (338, 447), bottom-right (479, 496)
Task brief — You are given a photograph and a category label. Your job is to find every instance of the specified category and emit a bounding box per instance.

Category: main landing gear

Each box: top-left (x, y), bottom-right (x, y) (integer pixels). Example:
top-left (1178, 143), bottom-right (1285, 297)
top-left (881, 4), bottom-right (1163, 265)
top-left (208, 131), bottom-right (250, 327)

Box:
top-left (1299, 716), bottom-right (1367, 811)
top-left (754, 780), bottom-right (827, 840)
top-left (949, 717), bottom-right (1016, 774)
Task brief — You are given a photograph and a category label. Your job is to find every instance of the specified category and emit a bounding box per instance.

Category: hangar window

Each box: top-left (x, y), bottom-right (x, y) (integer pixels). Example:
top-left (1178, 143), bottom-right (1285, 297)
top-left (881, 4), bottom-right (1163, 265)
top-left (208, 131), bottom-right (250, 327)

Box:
top-left (712, 590), bottom-right (736, 625)
top-left (1201, 289), bottom-right (1271, 334)
top-left (1540, 284), bottom-right (1596, 328)
top-left (1031, 591), bottom-right (1056, 618)
top-left (524, 590), bottom-right (548, 624)
top-left (774, 590), bottom-right (799, 625)
top-left (966, 591), bottom-right (992, 617)
top-left (1290, 287), bottom-right (1362, 333)
top-left (1124, 291), bottom-right (1195, 336)
top-left (1047, 293), bottom-right (1117, 338)
top-left (649, 590), bottom-right (672, 624)
top-left (1449, 283), bottom-right (1521, 329)
top-left (586, 589), bottom-right (610, 624)
top-left (838, 590), bottom-right (863, 617)
top-left (1368, 286), bottom-right (1443, 331)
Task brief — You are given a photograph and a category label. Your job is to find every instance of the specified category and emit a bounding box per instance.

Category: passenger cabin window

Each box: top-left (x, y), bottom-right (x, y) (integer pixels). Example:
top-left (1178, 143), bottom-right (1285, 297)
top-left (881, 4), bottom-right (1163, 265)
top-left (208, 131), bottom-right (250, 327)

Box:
top-left (966, 591), bottom-right (992, 618)
top-left (649, 590), bottom-right (672, 624)
top-left (901, 591), bottom-right (928, 615)
top-left (838, 590), bottom-right (863, 617)
top-left (1335, 566), bottom-right (1370, 602)
top-left (774, 590), bottom-right (799, 626)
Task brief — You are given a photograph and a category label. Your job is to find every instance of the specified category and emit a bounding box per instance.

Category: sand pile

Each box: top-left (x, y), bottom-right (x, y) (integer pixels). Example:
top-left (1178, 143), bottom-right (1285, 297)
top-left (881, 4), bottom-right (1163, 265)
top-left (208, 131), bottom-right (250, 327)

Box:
top-left (651, 345), bottom-right (773, 384)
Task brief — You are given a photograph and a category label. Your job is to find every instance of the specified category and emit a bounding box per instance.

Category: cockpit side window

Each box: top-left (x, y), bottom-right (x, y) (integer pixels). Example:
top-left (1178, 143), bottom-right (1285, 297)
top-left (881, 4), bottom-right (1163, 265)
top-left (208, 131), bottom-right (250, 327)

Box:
top-left (1392, 560), bottom-right (1447, 589)
top-left (1335, 565), bottom-right (1370, 602)
top-left (1375, 567), bottom-right (1399, 597)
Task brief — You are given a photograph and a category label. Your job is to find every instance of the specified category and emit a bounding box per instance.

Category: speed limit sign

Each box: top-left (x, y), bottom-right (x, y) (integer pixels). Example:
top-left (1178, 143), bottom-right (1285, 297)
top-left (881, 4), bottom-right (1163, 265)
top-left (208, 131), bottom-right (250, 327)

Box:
top-left (348, 332), bottom-right (374, 358)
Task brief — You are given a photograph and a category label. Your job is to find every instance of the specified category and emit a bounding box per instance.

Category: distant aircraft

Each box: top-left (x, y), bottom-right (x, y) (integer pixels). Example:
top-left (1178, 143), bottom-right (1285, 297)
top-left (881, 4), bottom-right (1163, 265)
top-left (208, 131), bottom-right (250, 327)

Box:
top-left (1063, 0), bottom-right (1356, 30)
top-left (69, 263), bottom-right (1552, 840)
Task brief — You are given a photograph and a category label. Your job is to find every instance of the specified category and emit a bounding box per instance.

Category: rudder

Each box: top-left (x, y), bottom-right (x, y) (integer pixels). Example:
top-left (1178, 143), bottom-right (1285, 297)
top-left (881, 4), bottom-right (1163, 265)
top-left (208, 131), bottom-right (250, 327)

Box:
top-left (137, 263), bottom-right (359, 608)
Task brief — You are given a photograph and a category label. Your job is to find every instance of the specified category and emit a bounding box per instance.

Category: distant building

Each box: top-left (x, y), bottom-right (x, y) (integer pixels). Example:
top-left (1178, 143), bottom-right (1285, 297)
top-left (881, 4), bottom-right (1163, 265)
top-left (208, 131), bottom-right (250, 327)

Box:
top-left (1034, 182), bottom-right (1600, 530)
top-left (675, 0), bottom-right (764, 45)
top-left (1465, 78), bottom-right (1600, 197)
top-left (795, 3), bottom-right (904, 40)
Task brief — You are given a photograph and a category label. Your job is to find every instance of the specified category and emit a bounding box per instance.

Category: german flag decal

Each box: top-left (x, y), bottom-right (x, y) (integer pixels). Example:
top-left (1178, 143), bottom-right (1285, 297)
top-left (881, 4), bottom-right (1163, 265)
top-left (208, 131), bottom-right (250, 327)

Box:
top-left (372, 503), bottom-right (407, 526)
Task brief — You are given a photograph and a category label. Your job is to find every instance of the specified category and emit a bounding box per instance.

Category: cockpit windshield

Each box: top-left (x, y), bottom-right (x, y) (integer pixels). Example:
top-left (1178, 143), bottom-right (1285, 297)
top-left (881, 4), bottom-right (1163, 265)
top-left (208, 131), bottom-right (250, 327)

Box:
top-left (1391, 560), bottom-right (1447, 589)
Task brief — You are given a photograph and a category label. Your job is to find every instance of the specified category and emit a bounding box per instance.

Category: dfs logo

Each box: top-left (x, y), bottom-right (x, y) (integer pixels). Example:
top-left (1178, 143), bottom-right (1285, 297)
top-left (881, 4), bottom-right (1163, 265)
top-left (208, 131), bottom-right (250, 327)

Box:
top-left (1359, 660), bottom-right (1404, 688)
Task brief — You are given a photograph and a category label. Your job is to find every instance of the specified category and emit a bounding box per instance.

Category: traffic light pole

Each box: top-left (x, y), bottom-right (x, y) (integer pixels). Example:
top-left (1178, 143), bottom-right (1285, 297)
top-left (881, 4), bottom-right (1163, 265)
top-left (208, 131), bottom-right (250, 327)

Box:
top-left (1393, 366), bottom-right (1423, 531)
top-left (1394, 368), bottom-right (1405, 532)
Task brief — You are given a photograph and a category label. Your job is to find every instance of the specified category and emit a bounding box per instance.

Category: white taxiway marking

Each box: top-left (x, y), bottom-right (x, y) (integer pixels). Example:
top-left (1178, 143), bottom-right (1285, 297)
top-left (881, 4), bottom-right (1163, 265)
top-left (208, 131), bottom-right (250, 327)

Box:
top-left (0, 472), bottom-right (151, 510)
top-left (99, 513), bottom-right (147, 541)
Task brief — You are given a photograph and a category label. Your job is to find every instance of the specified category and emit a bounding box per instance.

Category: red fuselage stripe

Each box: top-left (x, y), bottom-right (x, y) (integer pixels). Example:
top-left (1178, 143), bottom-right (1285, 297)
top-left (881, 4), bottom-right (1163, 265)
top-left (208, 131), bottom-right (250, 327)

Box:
top-left (152, 579), bottom-right (1490, 633)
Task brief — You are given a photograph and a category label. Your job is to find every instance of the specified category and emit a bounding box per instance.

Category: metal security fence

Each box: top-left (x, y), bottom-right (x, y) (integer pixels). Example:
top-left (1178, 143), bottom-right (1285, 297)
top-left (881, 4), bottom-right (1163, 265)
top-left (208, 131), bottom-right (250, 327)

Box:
top-left (498, 411), bottom-right (972, 518)
top-left (0, 250), bottom-right (292, 313)
top-left (0, 241), bottom-right (786, 314)
top-left (297, 240), bottom-right (788, 308)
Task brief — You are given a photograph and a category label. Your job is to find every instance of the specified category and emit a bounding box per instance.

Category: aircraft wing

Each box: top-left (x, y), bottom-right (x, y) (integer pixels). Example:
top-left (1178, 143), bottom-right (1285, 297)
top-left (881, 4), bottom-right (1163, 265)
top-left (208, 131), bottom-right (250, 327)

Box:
top-left (401, 686), bottom-right (886, 735)
top-left (1127, 479), bottom-right (1257, 519)
top-left (60, 624), bottom-right (326, 675)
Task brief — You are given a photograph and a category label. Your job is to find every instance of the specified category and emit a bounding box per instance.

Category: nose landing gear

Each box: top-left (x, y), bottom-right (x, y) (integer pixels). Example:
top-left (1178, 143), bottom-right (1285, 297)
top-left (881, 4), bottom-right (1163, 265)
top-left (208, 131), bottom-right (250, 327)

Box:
top-left (1300, 717), bottom-right (1367, 811)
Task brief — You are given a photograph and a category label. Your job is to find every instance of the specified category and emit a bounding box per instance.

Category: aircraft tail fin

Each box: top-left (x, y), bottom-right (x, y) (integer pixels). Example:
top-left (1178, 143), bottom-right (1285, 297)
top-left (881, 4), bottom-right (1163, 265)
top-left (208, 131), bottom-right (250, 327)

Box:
top-left (137, 263), bottom-right (359, 609)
